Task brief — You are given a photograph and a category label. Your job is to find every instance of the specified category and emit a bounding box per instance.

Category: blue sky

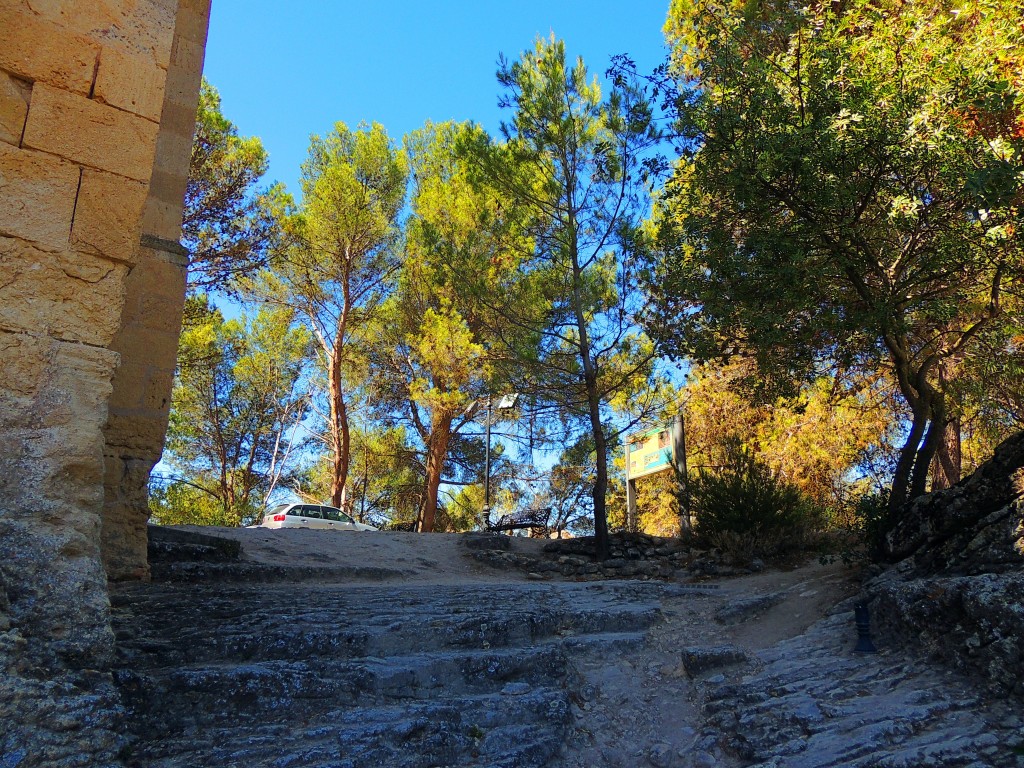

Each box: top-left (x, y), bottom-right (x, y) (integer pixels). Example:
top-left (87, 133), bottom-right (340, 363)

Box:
top-left (203, 0), bottom-right (671, 197)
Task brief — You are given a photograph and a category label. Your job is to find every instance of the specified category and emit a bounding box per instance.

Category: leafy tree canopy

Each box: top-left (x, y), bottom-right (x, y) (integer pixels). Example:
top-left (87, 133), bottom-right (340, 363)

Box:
top-left (464, 35), bottom-right (665, 555)
top-left (650, 0), bottom-right (1024, 511)
top-left (160, 295), bottom-right (312, 525)
top-left (184, 79), bottom-right (288, 294)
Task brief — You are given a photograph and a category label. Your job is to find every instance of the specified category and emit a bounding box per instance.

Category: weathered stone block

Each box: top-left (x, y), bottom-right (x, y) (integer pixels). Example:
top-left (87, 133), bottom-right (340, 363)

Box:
top-left (141, 368), bottom-right (174, 416)
top-left (0, 7), bottom-right (99, 94)
top-left (136, 291), bottom-right (188, 334)
top-left (102, 454), bottom-right (156, 581)
top-left (150, 117), bottom-right (194, 179)
top-left (105, 360), bottom-right (147, 413)
top-left (0, 339), bottom-right (120, 768)
top-left (129, 250), bottom-right (188, 306)
top-left (681, 645), bottom-right (749, 676)
top-left (35, 339), bottom-right (120, 437)
top-left (94, 45), bottom-right (167, 122)
top-left (12, 0), bottom-right (178, 69)
top-left (70, 168), bottom-right (149, 264)
top-left (0, 142), bottom-right (79, 249)
top-left (105, 409), bottom-right (174, 453)
top-left (0, 237), bottom-right (129, 347)
top-left (153, 90), bottom-right (201, 138)
top-left (0, 70), bottom-right (31, 146)
top-left (108, 326), bottom-right (180, 376)
top-left (22, 83), bottom-right (160, 182)
top-left (174, 0), bottom-right (213, 45)
top-left (140, 194), bottom-right (187, 241)
top-left (0, 330), bottom-right (48, 405)
top-left (166, 35), bottom-right (205, 102)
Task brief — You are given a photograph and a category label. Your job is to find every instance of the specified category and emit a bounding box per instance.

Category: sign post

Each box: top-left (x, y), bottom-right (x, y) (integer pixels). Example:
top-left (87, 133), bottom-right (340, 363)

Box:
top-left (625, 414), bottom-right (688, 532)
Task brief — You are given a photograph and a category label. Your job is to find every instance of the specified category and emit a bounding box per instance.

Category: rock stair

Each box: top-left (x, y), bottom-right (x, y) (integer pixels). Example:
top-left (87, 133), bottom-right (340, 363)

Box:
top-left (110, 579), bottom-right (665, 767)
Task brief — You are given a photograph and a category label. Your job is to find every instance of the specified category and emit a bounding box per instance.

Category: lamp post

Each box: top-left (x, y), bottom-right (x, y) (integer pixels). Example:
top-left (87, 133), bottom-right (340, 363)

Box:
top-left (483, 393), bottom-right (520, 526)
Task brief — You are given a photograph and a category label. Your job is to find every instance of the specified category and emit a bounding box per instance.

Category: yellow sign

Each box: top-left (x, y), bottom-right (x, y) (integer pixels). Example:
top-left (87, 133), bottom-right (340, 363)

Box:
top-left (626, 426), bottom-right (674, 480)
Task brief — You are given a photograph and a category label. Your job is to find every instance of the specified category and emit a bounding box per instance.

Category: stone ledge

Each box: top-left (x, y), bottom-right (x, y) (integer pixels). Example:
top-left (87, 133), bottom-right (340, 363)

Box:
top-left (140, 232), bottom-right (188, 263)
top-left (148, 523), bottom-right (242, 562)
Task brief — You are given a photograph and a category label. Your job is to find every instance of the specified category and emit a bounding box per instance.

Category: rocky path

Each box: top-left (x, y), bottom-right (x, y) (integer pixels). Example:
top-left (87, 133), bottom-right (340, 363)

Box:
top-left (109, 529), bottom-right (1024, 767)
top-left (566, 573), bottom-right (1024, 768)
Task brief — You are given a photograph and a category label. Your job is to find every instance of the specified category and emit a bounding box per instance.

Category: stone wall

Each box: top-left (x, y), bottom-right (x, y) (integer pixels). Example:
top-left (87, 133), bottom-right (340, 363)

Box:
top-left (0, 1), bottom-right (209, 763)
top-left (103, 0), bottom-right (210, 582)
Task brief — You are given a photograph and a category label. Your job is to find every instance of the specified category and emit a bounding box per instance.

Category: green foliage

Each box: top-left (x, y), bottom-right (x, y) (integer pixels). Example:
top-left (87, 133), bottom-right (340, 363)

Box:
top-left (465, 35), bottom-right (665, 555)
top-left (149, 482), bottom-right (256, 528)
top-left (683, 362), bottom-right (899, 518)
top-left (362, 121), bottom-right (526, 531)
top-left (635, 472), bottom-right (684, 538)
top-left (162, 295), bottom-right (311, 525)
top-left (691, 440), bottom-right (820, 559)
top-left (442, 484), bottom-right (492, 533)
top-left (243, 121), bottom-right (408, 508)
top-left (955, 314), bottom-right (1024, 464)
top-left (296, 425), bottom-right (423, 527)
top-left (852, 489), bottom-right (895, 561)
top-left (184, 79), bottom-right (286, 293)
top-left (653, 0), bottom-right (1024, 512)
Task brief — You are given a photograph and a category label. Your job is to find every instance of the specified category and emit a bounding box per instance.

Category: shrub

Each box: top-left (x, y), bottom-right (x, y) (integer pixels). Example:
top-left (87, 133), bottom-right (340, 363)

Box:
top-left (690, 441), bottom-right (820, 560)
top-left (852, 489), bottom-right (896, 559)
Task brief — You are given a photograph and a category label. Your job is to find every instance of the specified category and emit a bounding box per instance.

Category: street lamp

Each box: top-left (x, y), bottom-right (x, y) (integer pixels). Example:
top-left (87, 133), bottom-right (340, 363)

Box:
top-left (483, 393), bottom-right (520, 526)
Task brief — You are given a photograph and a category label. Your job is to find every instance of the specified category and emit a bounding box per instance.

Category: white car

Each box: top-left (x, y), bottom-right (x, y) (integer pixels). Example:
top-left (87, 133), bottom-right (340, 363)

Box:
top-left (259, 503), bottom-right (378, 531)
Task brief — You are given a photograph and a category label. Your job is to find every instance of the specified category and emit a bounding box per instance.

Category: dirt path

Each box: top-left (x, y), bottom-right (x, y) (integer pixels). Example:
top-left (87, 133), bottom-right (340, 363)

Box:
top-left (176, 525), bottom-right (550, 582)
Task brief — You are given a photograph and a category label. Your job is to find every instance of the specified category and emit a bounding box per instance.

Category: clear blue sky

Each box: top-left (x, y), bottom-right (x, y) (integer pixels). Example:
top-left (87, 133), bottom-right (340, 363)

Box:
top-left (203, 0), bottom-right (671, 197)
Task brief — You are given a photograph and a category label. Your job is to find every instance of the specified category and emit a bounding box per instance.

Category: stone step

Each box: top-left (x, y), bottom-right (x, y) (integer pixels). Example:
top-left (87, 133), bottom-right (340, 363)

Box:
top-left (113, 586), bottom-right (662, 667)
top-left (112, 579), bottom-right (676, 768)
top-left (119, 641), bottom-right (567, 726)
top-left (149, 560), bottom-right (412, 583)
top-left (124, 688), bottom-right (570, 768)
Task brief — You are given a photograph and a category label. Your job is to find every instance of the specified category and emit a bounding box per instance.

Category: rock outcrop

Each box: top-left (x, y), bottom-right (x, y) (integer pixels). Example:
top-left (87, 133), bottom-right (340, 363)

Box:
top-left (869, 431), bottom-right (1024, 698)
top-left (884, 431), bottom-right (1024, 575)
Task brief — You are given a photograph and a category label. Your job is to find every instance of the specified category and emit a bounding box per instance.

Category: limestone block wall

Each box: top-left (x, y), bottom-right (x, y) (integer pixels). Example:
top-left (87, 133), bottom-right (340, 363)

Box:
top-left (103, 0), bottom-right (211, 582)
top-left (0, 0), bottom-right (209, 763)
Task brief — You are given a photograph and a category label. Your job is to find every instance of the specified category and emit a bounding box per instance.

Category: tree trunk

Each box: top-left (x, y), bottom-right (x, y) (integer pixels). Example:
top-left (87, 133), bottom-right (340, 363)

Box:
top-left (929, 361), bottom-right (961, 492)
top-left (930, 414), bottom-right (962, 491)
top-left (889, 400), bottom-right (928, 512)
top-left (328, 349), bottom-right (350, 508)
top-left (569, 229), bottom-right (610, 560)
top-left (910, 413), bottom-right (941, 499)
top-left (419, 414), bottom-right (453, 533)
top-left (589, 387), bottom-right (610, 560)
top-left (576, 290), bottom-right (609, 558)
top-left (886, 344), bottom-right (951, 512)
top-left (910, 395), bottom-right (946, 499)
